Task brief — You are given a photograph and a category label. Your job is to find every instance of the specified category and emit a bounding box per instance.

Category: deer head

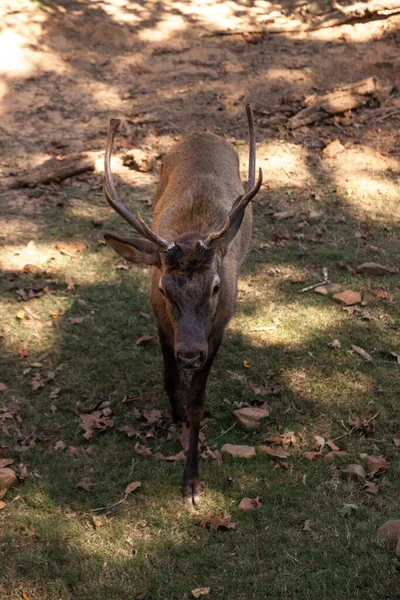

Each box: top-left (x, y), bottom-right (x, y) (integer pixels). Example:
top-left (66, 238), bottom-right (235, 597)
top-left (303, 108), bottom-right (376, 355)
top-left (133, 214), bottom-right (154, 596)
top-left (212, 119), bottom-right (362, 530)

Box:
top-left (104, 108), bottom-right (262, 370)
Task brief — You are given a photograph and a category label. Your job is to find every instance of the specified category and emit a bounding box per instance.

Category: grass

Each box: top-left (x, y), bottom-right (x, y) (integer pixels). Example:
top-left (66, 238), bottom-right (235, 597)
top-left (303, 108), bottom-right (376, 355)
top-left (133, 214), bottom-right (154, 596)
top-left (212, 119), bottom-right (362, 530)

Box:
top-left (0, 160), bottom-right (399, 600)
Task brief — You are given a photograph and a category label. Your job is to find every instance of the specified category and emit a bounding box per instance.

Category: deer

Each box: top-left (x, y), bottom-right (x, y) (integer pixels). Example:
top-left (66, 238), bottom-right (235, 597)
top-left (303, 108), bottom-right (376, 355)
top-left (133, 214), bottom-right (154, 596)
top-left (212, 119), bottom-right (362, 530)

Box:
top-left (103, 105), bottom-right (262, 505)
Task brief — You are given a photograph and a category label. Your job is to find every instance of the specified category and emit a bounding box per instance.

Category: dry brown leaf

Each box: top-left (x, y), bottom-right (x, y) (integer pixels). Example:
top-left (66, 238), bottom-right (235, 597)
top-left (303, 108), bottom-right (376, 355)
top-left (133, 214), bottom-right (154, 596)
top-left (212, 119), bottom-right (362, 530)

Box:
top-left (351, 345), bottom-right (372, 362)
top-left (377, 520), bottom-right (400, 556)
top-left (303, 451), bottom-right (322, 461)
top-left (67, 446), bottom-right (82, 458)
top-left (92, 515), bottom-right (103, 529)
top-left (220, 444), bottom-right (256, 459)
top-left (0, 468), bottom-right (18, 490)
top-left (54, 440), bottom-right (67, 451)
top-left (165, 450), bottom-right (186, 462)
top-left (364, 481), bottom-right (379, 494)
top-left (22, 593), bottom-right (31, 600)
top-left (341, 464), bottom-right (366, 480)
top-left (65, 275), bottom-right (75, 293)
top-left (329, 339), bottom-right (341, 349)
top-left (142, 409), bottom-right (163, 426)
top-left (200, 512), bottom-right (237, 532)
top-left (264, 431), bottom-right (296, 447)
top-left (0, 501), bottom-right (6, 510)
top-left (191, 587), bottom-right (211, 598)
top-left (314, 435), bottom-right (325, 452)
top-left (393, 437), bottom-right (400, 447)
top-left (356, 262), bottom-right (391, 276)
top-left (118, 424), bottom-right (141, 438)
top-left (19, 463), bottom-right (29, 480)
top-left (76, 477), bottom-right (96, 492)
top-left (257, 445), bottom-right (289, 459)
top-left (134, 442), bottom-right (152, 456)
top-left (348, 416), bottom-right (375, 437)
top-left (125, 481), bottom-right (141, 495)
top-left (68, 316), bottom-right (84, 325)
top-left (327, 440), bottom-right (340, 452)
top-left (79, 410), bottom-right (114, 440)
top-left (238, 496), bottom-right (262, 510)
top-left (135, 335), bottom-right (156, 346)
top-left (201, 447), bottom-right (223, 464)
top-left (333, 290), bottom-right (361, 306)
top-left (56, 241), bottom-right (86, 255)
top-left (324, 451), bottom-right (348, 463)
top-left (390, 351), bottom-right (400, 364)
top-left (0, 458), bottom-right (14, 468)
top-left (302, 518), bottom-right (314, 532)
top-left (243, 360), bottom-right (252, 368)
top-left (233, 406), bottom-right (269, 430)
top-left (0, 382), bottom-right (7, 391)
top-left (366, 455), bottom-right (388, 475)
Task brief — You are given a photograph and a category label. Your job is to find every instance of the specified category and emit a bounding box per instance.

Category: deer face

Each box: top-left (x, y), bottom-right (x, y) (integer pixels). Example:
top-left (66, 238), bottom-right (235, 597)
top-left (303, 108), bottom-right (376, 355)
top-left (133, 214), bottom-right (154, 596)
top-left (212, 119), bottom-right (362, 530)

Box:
top-left (157, 237), bottom-right (221, 370)
top-left (105, 232), bottom-right (221, 371)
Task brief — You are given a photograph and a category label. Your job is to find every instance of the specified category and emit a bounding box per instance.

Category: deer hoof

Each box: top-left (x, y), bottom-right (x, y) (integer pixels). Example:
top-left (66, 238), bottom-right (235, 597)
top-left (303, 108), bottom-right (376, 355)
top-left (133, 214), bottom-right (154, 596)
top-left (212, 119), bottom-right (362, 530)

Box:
top-left (182, 477), bottom-right (202, 506)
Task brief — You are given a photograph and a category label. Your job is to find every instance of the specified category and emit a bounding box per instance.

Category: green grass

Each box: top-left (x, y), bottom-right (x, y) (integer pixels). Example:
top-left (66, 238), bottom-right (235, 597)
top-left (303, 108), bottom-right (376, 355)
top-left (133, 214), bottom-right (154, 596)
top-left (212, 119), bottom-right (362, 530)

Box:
top-left (0, 168), bottom-right (399, 600)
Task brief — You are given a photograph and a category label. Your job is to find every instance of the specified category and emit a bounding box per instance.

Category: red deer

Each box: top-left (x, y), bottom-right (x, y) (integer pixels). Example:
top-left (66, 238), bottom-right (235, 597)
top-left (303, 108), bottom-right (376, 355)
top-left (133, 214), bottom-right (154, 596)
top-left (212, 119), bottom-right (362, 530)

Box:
top-left (103, 105), bottom-right (262, 504)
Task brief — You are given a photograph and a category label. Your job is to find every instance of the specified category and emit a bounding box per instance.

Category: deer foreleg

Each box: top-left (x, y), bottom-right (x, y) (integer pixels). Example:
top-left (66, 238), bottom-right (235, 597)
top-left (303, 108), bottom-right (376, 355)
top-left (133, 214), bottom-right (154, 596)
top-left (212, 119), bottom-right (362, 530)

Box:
top-left (183, 358), bottom-right (215, 505)
top-left (159, 327), bottom-right (187, 424)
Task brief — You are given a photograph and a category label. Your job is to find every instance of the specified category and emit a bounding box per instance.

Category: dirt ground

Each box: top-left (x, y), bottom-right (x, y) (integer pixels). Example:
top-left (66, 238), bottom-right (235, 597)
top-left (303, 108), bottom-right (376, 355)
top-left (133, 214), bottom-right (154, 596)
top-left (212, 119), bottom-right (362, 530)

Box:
top-left (1, 0), bottom-right (400, 237)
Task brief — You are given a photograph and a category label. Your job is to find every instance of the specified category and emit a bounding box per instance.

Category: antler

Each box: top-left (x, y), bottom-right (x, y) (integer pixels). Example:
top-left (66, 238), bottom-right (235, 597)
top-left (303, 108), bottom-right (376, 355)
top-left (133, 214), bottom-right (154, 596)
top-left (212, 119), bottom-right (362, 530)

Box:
top-left (202, 104), bottom-right (263, 248)
top-left (104, 119), bottom-right (174, 251)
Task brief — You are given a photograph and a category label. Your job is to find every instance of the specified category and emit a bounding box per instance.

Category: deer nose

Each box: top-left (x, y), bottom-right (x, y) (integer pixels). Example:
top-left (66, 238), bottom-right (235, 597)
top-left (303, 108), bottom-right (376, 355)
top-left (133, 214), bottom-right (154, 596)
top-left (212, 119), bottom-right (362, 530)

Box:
top-left (176, 350), bottom-right (206, 370)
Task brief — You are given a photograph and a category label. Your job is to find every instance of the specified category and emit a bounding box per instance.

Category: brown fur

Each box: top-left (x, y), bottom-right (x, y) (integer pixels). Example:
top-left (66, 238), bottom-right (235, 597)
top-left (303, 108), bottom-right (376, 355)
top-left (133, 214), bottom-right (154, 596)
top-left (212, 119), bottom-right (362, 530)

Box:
top-left (104, 121), bottom-right (261, 504)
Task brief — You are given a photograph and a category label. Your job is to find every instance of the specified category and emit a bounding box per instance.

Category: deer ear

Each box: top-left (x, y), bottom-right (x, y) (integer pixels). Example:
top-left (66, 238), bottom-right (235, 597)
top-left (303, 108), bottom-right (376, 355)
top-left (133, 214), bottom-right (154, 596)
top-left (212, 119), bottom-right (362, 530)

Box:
top-left (104, 233), bottom-right (160, 266)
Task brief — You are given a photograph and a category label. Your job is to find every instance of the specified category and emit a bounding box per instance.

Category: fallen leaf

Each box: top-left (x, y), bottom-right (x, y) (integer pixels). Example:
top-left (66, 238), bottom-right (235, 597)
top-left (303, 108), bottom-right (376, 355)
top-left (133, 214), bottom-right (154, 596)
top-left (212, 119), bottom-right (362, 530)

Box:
top-left (16, 309), bottom-right (26, 320)
top-left (67, 446), bottom-right (82, 458)
top-left (92, 516), bottom-right (103, 529)
top-left (79, 409), bottom-right (114, 440)
top-left (0, 382), bottom-right (7, 391)
top-left (273, 210), bottom-right (296, 220)
top-left (364, 481), bottom-right (379, 494)
top-left (135, 335), bottom-right (156, 346)
top-left (125, 481), bottom-right (141, 495)
top-left (134, 442), bottom-right (152, 456)
top-left (220, 444), bottom-right (256, 459)
top-left (356, 262), bottom-right (391, 276)
top-left (142, 409), bottom-right (163, 426)
top-left (329, 339), bottom-right (341, 349)
top-left (56, 241), bottom-right (86, 255)
top-left (393, 437), bottom-right (400, 447)
top-left (68, 316), bottom-right (84, 325)
top-left (264, 432), bottom-right (296, 447)
top-left (243, 360), bottom-right (252, 368)
top-left (233, 406), bottom-right (269, 430)
top-left (0, 468), bottom-right (18, 490)
top-left (314, 435), bottom-right (325, 452)
top-left (54, 440), bottom-right (67, 451)
top-left (76, 477), bottom-right (96, 492)
top-left (390, 351), bottom-right (400, 365)
top-left (302, 518), bottom-right (314, 532)
top-left (348, 416), bottom-right (375, 436)
top-left (342, 305), bottom-right (361, 315)
top-left (0, 458), bottom-right (14, 468)
top-left (377, 520), bottom-right (400, 557)
top-left (19, 463), bottom-right (29, 480)
top-left (65, 275), bottom-right (75, 293)
top-left (0, 501), bottom-right (6, 510)
top-left (314, 285), bottom-right (328, 296)
top-left (257, 445), bottom-right (289, 459)
top-left (238, 496), bottom-right (262, 510)
top-left (351, 345), bottom-right (372, 362)
top-left (366, 455), bottom-right (388, 475)
top-left (322, 138), bottom-right (345, 158)
top-left (165, 450), bottom-right (186, 462)
top-left (333, 290), bottom-right (361, 306)
top-left (118, 424), bottom-right (141, 438)
top-left (303, 451), bottom-right (322, 461)
top-left (341, 464), bottom-right (366, 480)
top-left (200, 512), bottom-right (237, 532)
top-left (201, 447), bottom-right (223, 464)
top-left (327, 440), bottom-right (340, 452)
top-left (192, 588), bottom-right (211, 598)
top-left (324, 451), bottom-right (348, 463)
top-left (22, 593), bottom-right (31, 600)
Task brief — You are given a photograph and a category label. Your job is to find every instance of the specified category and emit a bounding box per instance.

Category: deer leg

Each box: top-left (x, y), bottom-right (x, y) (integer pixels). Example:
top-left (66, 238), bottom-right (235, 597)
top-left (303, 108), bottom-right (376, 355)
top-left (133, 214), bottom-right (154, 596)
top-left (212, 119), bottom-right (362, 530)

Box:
top-left (158, 328), bottom-right (187, 424)
top-left (182, 358), bottom-right (215, 505)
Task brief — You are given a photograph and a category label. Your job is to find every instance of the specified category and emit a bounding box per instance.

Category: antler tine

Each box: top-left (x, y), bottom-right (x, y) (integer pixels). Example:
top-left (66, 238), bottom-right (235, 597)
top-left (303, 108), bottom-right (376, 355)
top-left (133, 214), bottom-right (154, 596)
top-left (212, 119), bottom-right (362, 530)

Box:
top-left (137, 214), bottom-right (175, 251)
top-left (245, 103), bottom-right (255, 192)
top-left (104, 119), bottom-right (173, 251)
top-left (202, 167), bottom-right (263, 247)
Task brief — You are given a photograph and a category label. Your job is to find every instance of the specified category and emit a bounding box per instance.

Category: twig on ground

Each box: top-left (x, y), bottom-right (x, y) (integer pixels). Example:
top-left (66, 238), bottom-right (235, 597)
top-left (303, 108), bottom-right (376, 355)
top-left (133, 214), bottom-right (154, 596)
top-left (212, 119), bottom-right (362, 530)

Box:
top-left (91, 494), bottom-right (129, 513)
top-left (210, 422), bottom-right (236, 444)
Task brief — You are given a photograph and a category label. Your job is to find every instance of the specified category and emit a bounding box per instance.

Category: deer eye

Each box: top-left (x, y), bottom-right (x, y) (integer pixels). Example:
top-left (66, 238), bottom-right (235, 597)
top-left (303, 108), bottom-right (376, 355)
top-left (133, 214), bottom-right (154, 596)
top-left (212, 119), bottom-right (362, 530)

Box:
top-left (212, 283), bottom-right (221, 295)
